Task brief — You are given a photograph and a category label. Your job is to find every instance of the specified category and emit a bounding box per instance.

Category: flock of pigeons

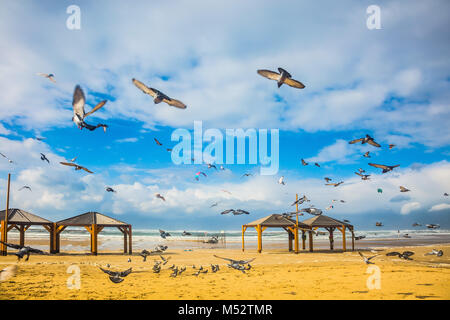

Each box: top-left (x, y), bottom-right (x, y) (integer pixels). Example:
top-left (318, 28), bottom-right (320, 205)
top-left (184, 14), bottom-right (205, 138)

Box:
top-left (358, 247), bottom-right (444, 265)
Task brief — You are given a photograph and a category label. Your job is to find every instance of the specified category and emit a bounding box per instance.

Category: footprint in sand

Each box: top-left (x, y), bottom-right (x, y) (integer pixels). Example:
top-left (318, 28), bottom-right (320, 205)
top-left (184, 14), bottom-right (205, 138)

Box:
top-left (416, 295), bottom-right (438, 299)
top-left (352, 291), bottom-right (368, 294)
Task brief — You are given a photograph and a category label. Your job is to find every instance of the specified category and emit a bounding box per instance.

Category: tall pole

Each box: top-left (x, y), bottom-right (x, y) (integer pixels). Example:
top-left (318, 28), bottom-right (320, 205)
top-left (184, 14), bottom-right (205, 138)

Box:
top-left (1, 173), bottom-right (11, 256)
top-left (295, 194), bottom-right (299, 253)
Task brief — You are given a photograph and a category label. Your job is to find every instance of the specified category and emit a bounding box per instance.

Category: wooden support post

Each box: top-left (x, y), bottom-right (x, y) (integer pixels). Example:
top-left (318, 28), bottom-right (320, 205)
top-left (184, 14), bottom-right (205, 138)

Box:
top-left (309, 231), bottom-right (313, 252)
top-left (121, 227), bottom-right (127, 254)
top-left (128, 225), bottom-right (132, 255)
top-left (92, 224), bottom-right (98, 255)
top-left (288, 231), bottom-right (293, 251)
top-left (342, 226), bottom-right (346, 252)
top-left (1, 173), bottom-right (11, 256)
top-left (302, 230), bottom-right (306, 250)
top-left (294, 226), bottom-right (299, 254)
top-left (257, 225), bottom-right (262, 253)
top-left (351, 230), bottom-right (355, 251)
top-left (241, 225), bottom-right (245, 252)
top-left (19, 225), bottom-right (25, 246)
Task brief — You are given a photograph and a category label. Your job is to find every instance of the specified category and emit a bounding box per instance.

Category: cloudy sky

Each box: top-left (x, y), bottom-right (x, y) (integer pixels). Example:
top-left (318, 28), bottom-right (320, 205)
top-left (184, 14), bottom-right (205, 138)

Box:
top-left (0, 0), bottom-right (449, 230)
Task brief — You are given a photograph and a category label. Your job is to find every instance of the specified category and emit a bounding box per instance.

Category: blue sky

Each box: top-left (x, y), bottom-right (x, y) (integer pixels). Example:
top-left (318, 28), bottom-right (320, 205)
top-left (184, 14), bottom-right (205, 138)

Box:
top-left (0, 0), bottom-right (449, 230)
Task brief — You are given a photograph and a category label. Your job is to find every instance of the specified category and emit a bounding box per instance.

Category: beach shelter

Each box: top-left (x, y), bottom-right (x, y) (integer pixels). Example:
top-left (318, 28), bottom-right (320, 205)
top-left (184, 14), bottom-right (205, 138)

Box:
top-left (301, 215), bottom-right (355, 252)
top-left (0, 208), bottom-right (53, 253)
top-left (242, 214), bottom-right (311, 253)
top-left (54, 211), bottom-right (132, 255)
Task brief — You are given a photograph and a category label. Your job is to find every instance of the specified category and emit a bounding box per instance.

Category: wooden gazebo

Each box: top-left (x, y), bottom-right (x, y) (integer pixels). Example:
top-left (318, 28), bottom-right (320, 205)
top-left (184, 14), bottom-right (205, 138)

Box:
top-left (242, 214), bottom-right (311, 253)
top-left (301, 215), bottom-right (355, 252)
top-left (53, 212), bottom-right (132, 255)
top-left (0, 208), bottom-right (53, 253)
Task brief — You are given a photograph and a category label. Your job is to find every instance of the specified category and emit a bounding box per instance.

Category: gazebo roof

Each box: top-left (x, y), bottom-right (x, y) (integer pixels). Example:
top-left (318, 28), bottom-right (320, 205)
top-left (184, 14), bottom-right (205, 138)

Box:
top-left (0, 208), bottom-right (52, 225)
top-left (301, 214), bottom-right (353, 229)
top-left (56, 211), bottom-right (129, 227)
top-left (244, 214), bottom-right (310, 228)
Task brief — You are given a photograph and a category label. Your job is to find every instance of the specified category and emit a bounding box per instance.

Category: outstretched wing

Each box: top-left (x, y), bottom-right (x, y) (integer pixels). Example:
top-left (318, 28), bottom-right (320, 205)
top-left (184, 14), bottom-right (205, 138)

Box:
top-left (28, 247), bottom-right (47, 255)
top-left (349, 138), bottom-right (364, 144)
top-left (163, 98), bottom-right (187, 109)
top-left (60, 162), bottom-right (77, 168)
top-left (257, 69), bottom-right (280, 81)
top-left (72, 85), bottom-right (86, 117)
top-left (80, 166), bottom-right (93, 174)
top-left (367, 255), bottom-right (379, 261)
top-left (132, 78), bottom-right (157, 98)
top-left (284, 77), bottom-right (305, 89)
top-left (99, 267), bottom-right (119, 277)
top-left (213, 255), bottom-right (234, 263)
top-left (0, 241), bottom-right (23, 250)
top-left (367, 140), bottom-right (381, 148)
top-left (368, 163), bottom-right (388, 170)
top-left (119, 268), bottom-right (132, 277)
top-left (84, 100), bottom-right (107, 118)
top-left (355, 172), bottom-right (363, 177)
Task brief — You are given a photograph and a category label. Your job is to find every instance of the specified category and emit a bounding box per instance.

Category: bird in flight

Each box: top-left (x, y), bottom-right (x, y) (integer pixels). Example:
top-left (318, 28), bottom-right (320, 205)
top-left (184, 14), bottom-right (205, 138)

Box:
top-left (210, 202), bottom-right (219, 208)
top-left (241, 173), bottom-right (253, 178)
top-left (155, 193), bottom-right (166, 201)
top-left (291, 195), bottom-right (310, 206)
top-left (0, 152), bottom-right (14, 163)
top-left (159, 230), bottom-right (171, 239)
top-left (40, 153), bottom-right (50, 163)
top-left (36, 73), bottom-right (56, 83)
top-left (0, 241), bottom-right (47, 261)
top-left (18, 186), bottom-right (32, 192)
top-left (389, 144), bottom-right (396, 149)
top-left (369, 163), bottom-right (400, 173)
top-left (132, 78), bottom-right (186, 109)
top-left (324, 177), bottom-right (332, 183)
top-left (99, 267), bottom-right (132, 283)
top-left (326, 181), bottom-right (344, 187)
top-left (195, 172), bottom-right (207, 181)
top-left (221, 189), bottom-right (232, 195)
top-left (60, 162), bottom-right (93, 173)
top-left (363, 151), bottom-right (371, 158)
top-left (278, 176), bottom-right (285, 185)
top-left (257, 68), bottom-right (305, 89)
top-left (375, 222), bottom-right (383, 227)
top-left (154, 138), bottom-right (163, 146)
top-left (301, 207), bottom-right (323, 216)
top-left (426, 224), bottom-right (440, 229)
top-left (314, 163), bottom-right (320, 167)
top-left (301, 159), bottom-right (308, 166)
top-left (106, 187), bottom-right (116, 193)
top-left (399, 186), bottom-right (410, 192)
top-left (355, 172), bottom-right (371, 180)
top-left (207, 164), bottom-right (217, 170)
top-left (386, 251), bottom-right (414, 260)
top-left (444, 193), bottom-right (449, 196)
top-left (358, 168), bottom-right (366, 174)
top-left (412, 222), bottom-right (421, 227)
top-left (72, 85), bottom-right (108, 132)
top-left (358, 252), bottom-right (379, 264)
top-left (349, 134), bottom-right (381, 147)
top-left (214, 255), bottom-right (255, 265)
top-left (182, 231), bottom-right (192, 236)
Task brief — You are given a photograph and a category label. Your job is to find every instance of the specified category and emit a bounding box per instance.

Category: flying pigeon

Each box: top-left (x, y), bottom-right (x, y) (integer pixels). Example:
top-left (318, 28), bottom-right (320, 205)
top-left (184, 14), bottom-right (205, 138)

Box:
top-left (426, 224), bottom-right (440, 229)
top-left (301, 159), bottom-right (308, 166)
top-left (60, 162), bottom-right (93, 173)
top-left (210, 202), bottom-right (219, 208)
top-left (324, 177), bottom-right (332, 183)
top-left (386, 251), bottom-right (414, 260)
top-left (154, 138), bottom-right (163, 146)
top-left (195, 172), bottom-right (207, 181)
top-left (207, 164), bottom-right (217, 170)
top-left (18, 186), bottom-right (32, 192)
top-left (444, 193), bottom-right (449, 196)
top-left (182, 231), bottom-right (192, 236)
top-left (221, 189), bottom-right (232, 195)
top-left (314, 163), bottom-right (320, 167)
top-left (159, 255), bottom-right (171, 265)
top-left (369, 163), bottom-right (400, 173)
top-left (99, 267), bottom-right (132, 283)
top-left (375, 222), bottom-right (383, 227)
top-left (389, 144), bottom-right (396, 149)
top-left (106, 187), bottom-right (116, 193)
top-left (72, 85), bottom-right (108, 132)
top-left (220, 209), bottom-right (235, 215)
top-left (159, 229), bottom-right (171, 239)
top-left (0, 241), bottom-right (47, 261)
top-left (36, 73), bottom-right (56, 83)
top-left (291, 195), bottom-right (310, 206)
top-left (0, 152), bottom-right (13, 163)
top-left (343, 219), bottom-right (351, 223)
top-left (132, 78), bottom-right (187, 109)
top-left (155, 193), bottom-right (166, 201)
top-left (399, 186), bottom-right (410, 192)
top-left (326, 181), bottom-right (344, 187)
top-left (349, 134), bottom-right (381, 148)
top-left (40, 153), bottom-right (50, 163)
top-left (233, 209), bottom-right (250, 215)
top-left (355, 172), bottom-right (371, 180)
top-left (358, 168), bottom-right (366, 174)
top-left (241, 173), bottom-right (253, 178)
top-left (301, 207), bottom-right (322, 216)
top-left (355, 235), bottom-right (366, 240)
top-left (214, 255), bottom-right (255, 265)
top-left (278, 176), bottom-right (285, 185)
top-left (257, 68), bottom-right (305, 89)
top-left (412, 222), bottom-right (421, 227)
top-left (358, 252), bottom-right (379, 264)
top-left (363, 151), bottom-right (371, 158)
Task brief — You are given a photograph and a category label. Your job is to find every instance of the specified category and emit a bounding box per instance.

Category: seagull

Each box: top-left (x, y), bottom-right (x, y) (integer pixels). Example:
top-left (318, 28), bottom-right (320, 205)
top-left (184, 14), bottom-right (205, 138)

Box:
top-left (399, 186), bottom-right (410, 192)
top-left (132, 78), bottom-right (186, 109)
top-left (159, 229), bottom-right (171, 239)
top-left (40, 153), bottom-right (50, 163)
top-left (301, 159), bottom-right (308, 166)
top-left (72, 85), bottom-right (108, 132)
top-left (324, 177), bottom-right (332, 183)
top-left (182, 231), bottom-right (192, 236)
top-left (0, 152), bottom-right (13, 163)
top-left (326, 181), bottom-right (344, 187)
top-left (389, 144), bottom-right (396, 149)
top-left (36, 73), bottom-right (56, 83)
top-left (106, 187), bottom-right (116, 193)
top-left (369, 163), bottom-right (400, 174)
top-left (358, 251), bottom-right (379, 264)
top-left (0, 265), bottom-right (17, 281)
top-left (257, 68), bottom-right (305, 89)
top-left (314, 163), bottom-right (320, 167)
top-left (60, 162), bottom-right (93, 173)
top-left (99, 267), bottom-right (132, 283)
top-left (363, 151), bottom-right (371, 158)
top-left (154, 138), bottom-right (163, 146)
top-left (195, 172), bottom-right (207, 181)
top-left (0, 241), bottom-right (47, 261)
top-left (424, 249), bottom-right (443, 257)
top-left (355, 172), bottom-right (371, 180)
top-left (155, 193), bottom-right (166, 201)
top-left (18, 186), bottom-right (32, 192)
top-left (349, 134), bottom-right (381, 147)
top-left (278, 176), bottom-right (285, 185)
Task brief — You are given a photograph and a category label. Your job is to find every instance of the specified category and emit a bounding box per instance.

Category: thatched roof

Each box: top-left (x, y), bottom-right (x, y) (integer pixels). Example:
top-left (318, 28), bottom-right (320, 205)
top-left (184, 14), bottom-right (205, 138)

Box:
top-left (56, 211), bottom-right (129, 227)
top-left (244, 214), bottom-right (310, 228)
top-left (301, 215), bottom-right (353, 229)
top-left (0, 208), bottom-right (52, 225)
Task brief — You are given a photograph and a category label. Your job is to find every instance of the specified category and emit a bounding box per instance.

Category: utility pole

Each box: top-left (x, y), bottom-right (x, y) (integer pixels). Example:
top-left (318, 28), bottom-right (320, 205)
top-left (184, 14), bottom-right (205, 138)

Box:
top-left (1, 173), bottom-right (11, 256)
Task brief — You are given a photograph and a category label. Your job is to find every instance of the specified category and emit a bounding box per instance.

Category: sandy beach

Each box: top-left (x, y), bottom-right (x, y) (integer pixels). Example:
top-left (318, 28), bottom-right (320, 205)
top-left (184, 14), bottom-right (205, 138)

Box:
top-left (1, 242), bottom-right (449, 300)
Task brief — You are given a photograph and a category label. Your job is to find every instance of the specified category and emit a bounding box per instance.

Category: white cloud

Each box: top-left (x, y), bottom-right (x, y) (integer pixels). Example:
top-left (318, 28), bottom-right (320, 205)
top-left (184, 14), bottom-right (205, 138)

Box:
top-left (115, 137), bottom-right (138, 143)
top-left (429, 203), bottom-right (450, 212)
top-left (400, 202), bottom-right (421, 215)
